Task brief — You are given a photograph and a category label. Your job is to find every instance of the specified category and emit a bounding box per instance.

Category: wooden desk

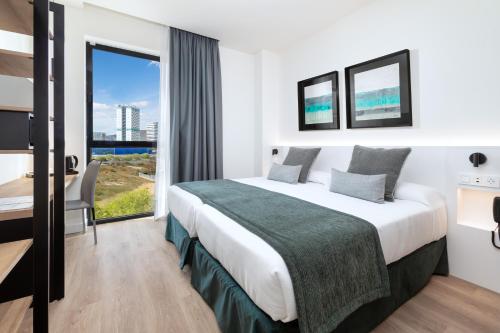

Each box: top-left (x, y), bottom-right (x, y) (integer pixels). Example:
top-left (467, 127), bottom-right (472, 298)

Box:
top-left (0, 175), bottom-right (77, 222)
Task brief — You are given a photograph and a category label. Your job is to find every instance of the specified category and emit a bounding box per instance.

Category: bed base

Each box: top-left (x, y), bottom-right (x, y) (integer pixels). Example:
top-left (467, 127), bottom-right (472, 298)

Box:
top-left (165, 213), bottom-right (195, 268)
top-left (166, 213), bottom-right (449, 333)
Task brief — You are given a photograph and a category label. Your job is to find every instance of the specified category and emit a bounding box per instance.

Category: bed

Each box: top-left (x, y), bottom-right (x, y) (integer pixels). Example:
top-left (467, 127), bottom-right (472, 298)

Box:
top-left (165, 185), bottom-right (204, 267)
top-left (166, 177), bottom-right (448, 333)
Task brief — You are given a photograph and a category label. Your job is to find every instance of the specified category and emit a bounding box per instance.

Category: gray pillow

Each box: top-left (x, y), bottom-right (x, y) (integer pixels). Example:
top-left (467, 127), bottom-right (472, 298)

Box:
top-left (347, 145), bottom-right (411, 201)
top-left (283, 147), bottom-right (321, 183)
top-left (267, 163), bottom-right (302, 184)
top-left (329, 168), bottom-right (386, 204)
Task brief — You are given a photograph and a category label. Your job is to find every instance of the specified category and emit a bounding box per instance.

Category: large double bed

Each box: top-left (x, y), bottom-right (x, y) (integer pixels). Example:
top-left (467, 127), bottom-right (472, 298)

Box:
top-left (166, 174), bottom-right (448, 333)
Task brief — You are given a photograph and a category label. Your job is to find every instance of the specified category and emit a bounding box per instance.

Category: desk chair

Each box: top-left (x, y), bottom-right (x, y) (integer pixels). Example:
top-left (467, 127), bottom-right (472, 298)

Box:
top-left (66, 160), bottom-right (101, 244)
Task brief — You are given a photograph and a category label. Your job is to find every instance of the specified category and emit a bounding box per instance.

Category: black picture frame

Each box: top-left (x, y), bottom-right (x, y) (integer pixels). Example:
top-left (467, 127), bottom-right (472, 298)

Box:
top-left (298, 71), bottom-right (340, 131)
top-left (345, 49), bottom-right (412, 129)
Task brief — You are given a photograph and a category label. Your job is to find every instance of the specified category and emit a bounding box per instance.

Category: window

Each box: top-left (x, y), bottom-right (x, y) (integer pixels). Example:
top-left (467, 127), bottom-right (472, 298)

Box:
top-left (86, 43), bottom-right (160, 222)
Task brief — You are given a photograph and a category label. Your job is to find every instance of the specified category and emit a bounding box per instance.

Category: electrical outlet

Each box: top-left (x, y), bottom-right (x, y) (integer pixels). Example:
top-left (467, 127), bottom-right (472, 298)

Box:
top-left (458, 173), bottom-right (500, 188)
top-left (482, 176), bottom-right (500, 188)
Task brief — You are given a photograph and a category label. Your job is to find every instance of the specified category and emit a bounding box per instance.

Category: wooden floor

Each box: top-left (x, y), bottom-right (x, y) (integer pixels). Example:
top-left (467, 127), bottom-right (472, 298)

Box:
top-left (20, 218), bottom-right (500, 333)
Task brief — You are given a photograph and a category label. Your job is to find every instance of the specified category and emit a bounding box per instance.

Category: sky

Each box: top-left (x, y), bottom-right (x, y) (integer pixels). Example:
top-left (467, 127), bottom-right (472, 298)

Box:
top-left (92, 48), bottom-right (160, 135)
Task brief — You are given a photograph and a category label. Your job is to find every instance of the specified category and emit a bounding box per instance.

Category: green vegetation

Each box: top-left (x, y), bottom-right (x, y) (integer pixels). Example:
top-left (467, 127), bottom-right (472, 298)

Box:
top-left (95, 187), bottom-right (153, 219)
top-left (93, 154), bottom-right (156, 219)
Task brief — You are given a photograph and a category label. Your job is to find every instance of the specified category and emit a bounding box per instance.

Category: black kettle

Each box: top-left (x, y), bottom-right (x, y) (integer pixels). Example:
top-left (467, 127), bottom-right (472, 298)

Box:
top-left (65, 155), bottom-right (79, 174)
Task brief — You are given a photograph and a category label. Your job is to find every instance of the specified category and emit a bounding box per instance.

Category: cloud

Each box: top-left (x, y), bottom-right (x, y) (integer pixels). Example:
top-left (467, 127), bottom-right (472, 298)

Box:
top-left (148, 61), bottom-right (160, 68)
top-left (93, 110), bottom-right (116, 134)
top-left (130, 100), bottom-right (149, 108)
top-left (93, 102), bottom-right (114, 111)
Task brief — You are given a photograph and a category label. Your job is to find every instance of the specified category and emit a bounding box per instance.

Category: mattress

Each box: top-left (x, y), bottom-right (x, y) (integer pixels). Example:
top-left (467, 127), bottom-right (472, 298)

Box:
top-left (167, 184), bottom-right (203, 237)
top-left (169, 177), bottom-right (447, 322)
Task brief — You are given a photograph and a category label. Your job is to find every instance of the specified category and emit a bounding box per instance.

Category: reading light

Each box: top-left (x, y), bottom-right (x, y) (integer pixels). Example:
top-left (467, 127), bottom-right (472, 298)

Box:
top-left (469, 152), bottom-right (487, 167)
top-left (272, 148), bottom-right (279, 156)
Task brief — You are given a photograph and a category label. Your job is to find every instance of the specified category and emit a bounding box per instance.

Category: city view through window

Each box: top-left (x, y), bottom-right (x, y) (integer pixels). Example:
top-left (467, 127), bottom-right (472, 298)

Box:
top-left (88, 45), bottom-right (160, 220)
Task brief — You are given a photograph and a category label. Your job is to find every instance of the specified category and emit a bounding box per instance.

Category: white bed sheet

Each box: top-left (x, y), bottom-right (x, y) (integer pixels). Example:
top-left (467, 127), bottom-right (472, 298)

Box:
top-left (170, 177), bottom-right (447, 322)
top-left (167, 185), bottom-right (203, 237)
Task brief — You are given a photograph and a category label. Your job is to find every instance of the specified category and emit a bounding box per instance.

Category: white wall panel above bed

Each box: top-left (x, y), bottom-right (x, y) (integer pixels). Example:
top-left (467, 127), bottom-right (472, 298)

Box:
top-left (273, 146), bottom-right (449, 189)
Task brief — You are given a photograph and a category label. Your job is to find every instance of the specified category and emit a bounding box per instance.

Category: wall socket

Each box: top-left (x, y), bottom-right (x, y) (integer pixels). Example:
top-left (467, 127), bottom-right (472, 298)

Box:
top-left (459, 173), bottom-right (500, 188)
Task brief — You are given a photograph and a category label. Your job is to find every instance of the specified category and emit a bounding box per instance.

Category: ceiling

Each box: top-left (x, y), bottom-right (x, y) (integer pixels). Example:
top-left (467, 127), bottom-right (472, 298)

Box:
top-left (80, 0), bottom-right (374, 53)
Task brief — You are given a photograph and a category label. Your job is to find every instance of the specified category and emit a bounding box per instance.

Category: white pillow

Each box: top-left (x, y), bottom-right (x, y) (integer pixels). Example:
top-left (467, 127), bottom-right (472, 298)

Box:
top-left (394, 182), bottom-right (445, 208)
top-left (307, 170), bottom-right (331, 185)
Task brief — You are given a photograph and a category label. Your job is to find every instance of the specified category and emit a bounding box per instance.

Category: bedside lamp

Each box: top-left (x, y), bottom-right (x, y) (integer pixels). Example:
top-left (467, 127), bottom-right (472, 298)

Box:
top-left (469, 152), bottom-right (486, 167)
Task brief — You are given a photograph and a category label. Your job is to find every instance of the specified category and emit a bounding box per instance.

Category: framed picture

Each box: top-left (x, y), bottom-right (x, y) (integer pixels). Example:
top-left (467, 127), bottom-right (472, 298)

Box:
top-left (298, 71), bottom-right (340, 131)
top-left (345, 49), bottom-right (412, 129)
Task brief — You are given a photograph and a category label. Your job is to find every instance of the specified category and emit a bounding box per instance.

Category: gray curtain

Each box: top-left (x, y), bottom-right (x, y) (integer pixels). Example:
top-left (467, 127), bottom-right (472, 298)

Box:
top-left (169, 27), bottom-right (223, 184)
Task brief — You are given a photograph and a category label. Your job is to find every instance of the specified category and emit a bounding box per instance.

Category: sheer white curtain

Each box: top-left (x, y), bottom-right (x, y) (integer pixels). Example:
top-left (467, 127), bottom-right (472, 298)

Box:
top-left (154, 26), bottom-right (170, 220)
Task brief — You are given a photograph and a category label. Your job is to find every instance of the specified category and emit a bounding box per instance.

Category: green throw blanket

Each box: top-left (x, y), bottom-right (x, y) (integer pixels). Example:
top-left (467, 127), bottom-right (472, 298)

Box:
top-left (177, 180), bottom-right (390, 333)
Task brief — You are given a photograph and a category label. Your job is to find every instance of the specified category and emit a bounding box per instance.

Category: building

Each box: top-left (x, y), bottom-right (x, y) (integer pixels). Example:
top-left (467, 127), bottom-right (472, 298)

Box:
top-left (146, 122), bottom-right (158, 141)
top-left (116, 105), bottom-right (140, 141)
top-left (140, 129), bottom-right (148, 141)
top-left (93, 131), bottom-right (106, 140)
top-left (105, 134), bottom-right (116, 141)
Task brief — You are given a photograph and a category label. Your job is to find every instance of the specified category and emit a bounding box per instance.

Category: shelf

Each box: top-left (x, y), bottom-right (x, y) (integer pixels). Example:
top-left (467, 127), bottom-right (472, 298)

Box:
top-left (458, 184), bottom-right (500, 194)
top-left (0, 48), bottom-right (31, 58)
top-left (0, 296), bottom-right (32, 333)
top-left (0, 150), bottom-right (33, 155)
top-left (0, 105), bottom-right (32, 113)
top-left (0, 53), bottom-right (32, 78)
top-left (0, 30), bottom-right (32, 58)
top-left (0, 239), bottom-right (32, 284)
top-left (0, 0), bottom-right (33, 36)
top-left (0, 175), bottom-right (78, 222)
top-left (457, 187), bottom-right (498, 231)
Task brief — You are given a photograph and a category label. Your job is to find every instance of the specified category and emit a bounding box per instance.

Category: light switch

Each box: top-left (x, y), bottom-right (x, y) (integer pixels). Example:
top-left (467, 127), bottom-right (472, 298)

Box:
top-left (459, 174), bottom-right (471, 185)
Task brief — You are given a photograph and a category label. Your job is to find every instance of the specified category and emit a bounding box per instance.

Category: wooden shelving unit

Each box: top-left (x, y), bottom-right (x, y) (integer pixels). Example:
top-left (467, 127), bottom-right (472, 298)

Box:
top-left (0, 175), bottom-right (77, 222)
top-left (0, 53), bottom-right (33, 78)
top-left (0, 150), bottom-right (33, 154)
top-left (0, 1), bottom-right (66, 332)
top-left (0, 0), bottom-right (35, 329)
top-left (0, 240), bottom-right (32, 284)
top-left (0, 2), bottom-right (34, 79)
top-left (0, 105), bottom-right (33, 113)
top-left (0, 295), bottom-right (32, 332)
top-left (0, 0), bottom-right (33, 36)
top-left (0, 45), bottom-right (32, 58)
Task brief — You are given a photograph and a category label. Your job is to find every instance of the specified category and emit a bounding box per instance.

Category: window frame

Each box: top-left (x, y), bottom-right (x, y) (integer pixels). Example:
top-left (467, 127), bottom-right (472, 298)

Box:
top-left (85, 42), bottom-right (160, 224)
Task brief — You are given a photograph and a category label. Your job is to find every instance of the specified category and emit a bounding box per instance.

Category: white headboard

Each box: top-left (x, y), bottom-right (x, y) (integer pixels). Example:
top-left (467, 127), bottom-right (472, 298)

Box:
top-left (274, 146), bottom-right (451, 191)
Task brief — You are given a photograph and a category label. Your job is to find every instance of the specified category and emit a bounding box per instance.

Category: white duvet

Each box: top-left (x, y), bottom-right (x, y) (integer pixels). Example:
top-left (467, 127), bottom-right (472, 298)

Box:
top-left (167, 177), bottom-right (447, 322)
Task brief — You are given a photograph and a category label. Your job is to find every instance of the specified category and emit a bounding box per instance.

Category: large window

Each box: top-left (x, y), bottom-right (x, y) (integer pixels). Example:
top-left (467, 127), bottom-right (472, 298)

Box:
top-left (86, 43), bottom-right (160, 222)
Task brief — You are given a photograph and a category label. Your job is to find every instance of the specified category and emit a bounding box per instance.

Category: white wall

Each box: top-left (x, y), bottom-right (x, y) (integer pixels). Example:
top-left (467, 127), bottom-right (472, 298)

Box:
top-left (63, 4), bottom-right (258, 232)
top-left (0, 75), bottom-right (33, 185)
top-left (255, 51), bottom-right (281, 175)
top-left (0, 155), bottom-right (30, 185)
top-left (0, 76), bottom-right (33, 108)
top-left (220, 47), bottom-right (258, 179)
top-left (275, 0), bottom-right (500, 147)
